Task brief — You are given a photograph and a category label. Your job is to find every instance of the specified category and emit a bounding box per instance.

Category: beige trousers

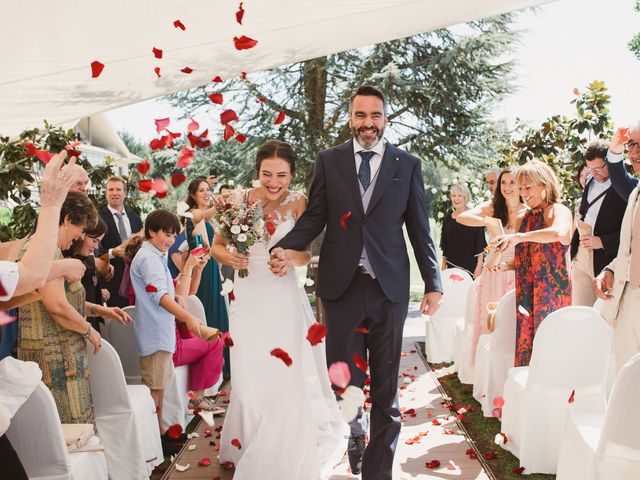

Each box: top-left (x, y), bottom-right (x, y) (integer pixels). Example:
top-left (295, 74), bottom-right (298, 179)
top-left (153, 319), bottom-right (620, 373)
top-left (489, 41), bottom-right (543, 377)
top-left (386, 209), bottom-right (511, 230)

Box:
top-left (571, 245), bottom-right (596, 307)
top-left (614, 283), bottom-right (640, 372)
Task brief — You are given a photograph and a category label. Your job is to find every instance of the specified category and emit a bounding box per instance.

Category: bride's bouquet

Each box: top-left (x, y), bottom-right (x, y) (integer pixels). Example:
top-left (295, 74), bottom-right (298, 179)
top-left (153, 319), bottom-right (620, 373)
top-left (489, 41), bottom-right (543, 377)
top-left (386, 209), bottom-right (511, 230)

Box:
top-left (213, 190), bottom-right (265, 278)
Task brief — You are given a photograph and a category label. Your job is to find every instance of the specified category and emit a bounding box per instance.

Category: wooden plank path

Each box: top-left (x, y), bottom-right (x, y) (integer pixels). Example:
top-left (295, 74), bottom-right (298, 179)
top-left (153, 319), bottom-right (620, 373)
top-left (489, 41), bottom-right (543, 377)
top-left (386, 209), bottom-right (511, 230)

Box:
top-left (165, 305), bottom-right (490, 479)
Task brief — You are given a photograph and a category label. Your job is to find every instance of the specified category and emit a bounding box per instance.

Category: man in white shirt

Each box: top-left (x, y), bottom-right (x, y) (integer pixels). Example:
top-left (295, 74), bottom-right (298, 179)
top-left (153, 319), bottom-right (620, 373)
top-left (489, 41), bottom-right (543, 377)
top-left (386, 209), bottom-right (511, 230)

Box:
top-left (570, 140), bottom-right (626, 306)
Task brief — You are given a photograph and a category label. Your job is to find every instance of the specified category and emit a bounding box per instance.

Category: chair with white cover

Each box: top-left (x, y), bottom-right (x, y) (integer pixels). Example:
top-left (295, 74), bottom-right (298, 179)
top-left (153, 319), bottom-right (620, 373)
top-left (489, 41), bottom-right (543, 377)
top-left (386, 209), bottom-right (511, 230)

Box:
top-left (453, 277), bottom-right (481, 384)
top-left (472, 289), bottom-right (516, 416)
top-left (6, 382), bottom-right (108, 480)
top-left (500, 306), bottom-right (613, 474)
top-left (424, 268), bottom-right (473, 363)
top-left (88, 339), bottom-right (163, 478)
top-left (106, 306), bottom-right (186, 428)
top-left (556, 353), bottom-right (640, 480)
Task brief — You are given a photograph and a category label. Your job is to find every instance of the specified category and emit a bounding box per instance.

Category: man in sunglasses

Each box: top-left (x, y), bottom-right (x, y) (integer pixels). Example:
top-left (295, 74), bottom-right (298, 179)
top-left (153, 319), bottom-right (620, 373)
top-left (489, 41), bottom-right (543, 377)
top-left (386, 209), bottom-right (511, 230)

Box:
top-left (595, 123), bottom-right (640, 372)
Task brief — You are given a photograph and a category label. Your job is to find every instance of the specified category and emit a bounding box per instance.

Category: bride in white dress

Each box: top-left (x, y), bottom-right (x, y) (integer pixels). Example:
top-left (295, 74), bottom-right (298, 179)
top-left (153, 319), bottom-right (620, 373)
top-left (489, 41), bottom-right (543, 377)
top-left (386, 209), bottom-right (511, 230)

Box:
top-left (212, 140), bottom-right (348, 480)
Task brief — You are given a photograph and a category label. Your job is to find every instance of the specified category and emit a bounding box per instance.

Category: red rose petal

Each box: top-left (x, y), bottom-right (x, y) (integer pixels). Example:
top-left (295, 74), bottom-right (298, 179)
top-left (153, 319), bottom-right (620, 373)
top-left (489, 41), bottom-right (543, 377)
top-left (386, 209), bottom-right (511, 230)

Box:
top-left (568, 389), bottom-right (575, 403)
top-left (353, 352), bottom-right (368, 372)
top-left (619, 127), bottom-right (630, 144)
top-left (265, 220), bottom-right (276, 235)
top-left (212, 76), bottom-right (223, 83)
top-left (270, 348), bottom-right (293, 366)
top-left (328, 361), bottom-right (350, 389)
top-left (198, 457), bottom-right (211, 466)
top-left (221, 332), bottom-right (234, 347)
top-left (152, 178), bottom-right (168, 198)
top-left (138, 179), bottom-right (153, 193)
top-left (180, 67), bottom-right (193, 74)
top-left (154, 67), bottom-right (161, 78)
top-left (152, 47), bottom-right (163, 59)
top-left (154, 117), bottom-right (170, 133)
top-left (425, 460), bottom-right (441, 469)
top-left (449, 273), bottom-right (464, 282)
top-left (484, 452), bottom-right (497, 460)
top-left (24, 143), bottom-right (37, 156)
top-left (235, 133), bottom-right (247, 144)
top-left (187, 118), bottom-right (200, 134)
top-left (187, 390), bottom-right (196, 400)
top-left (171, 172), bottom-right (187, 187)
top-left (241, 71), bottom-right (247, 80)
top-left (432, 418), bottom-right (441, 426)
top-left (493, 396), bottom-right (505, 408)
top-left (224, 124), bottom-right (235, 142)
top-left (173, 19), bottom-right (186, 30)
top-left (208, 93), bottom-right (223, 105)
top-left (233, 35), bottom-right (258, 50)
top-left (166, 424), bottom-right (183, 439)
top-left (204, 428), bottom-right (212, 437)
top-left (235, 2), bottom-right (245, 24)
top-left (306, 322), bottom-right (327, 346)
top-left (137, 160), bottom-right (151, 175)
top-left (145, 284), bottom-right (158, 293)
top-left (35, 150), bottom-right (55, 164)
top-left (256, 97), bottom-right (267, 103)
top-left (513, 467), bottom-right (525, 474)
top-left (177, 147), bottom-right (196, 168)
top-left (0, 312), bottom-right (16, 326)
top-left (231, 438), bottom-right (242, 449)
top-left (274, 111), bottom-right (286, 125)
top-left (91, 60), bottom-right (104, 78)
top-left (340, 211), bottom-right (352, 231)
top-left (355, 327), bottom-right (369, 334)
top-left (220, 109), bottom-right (239, 125)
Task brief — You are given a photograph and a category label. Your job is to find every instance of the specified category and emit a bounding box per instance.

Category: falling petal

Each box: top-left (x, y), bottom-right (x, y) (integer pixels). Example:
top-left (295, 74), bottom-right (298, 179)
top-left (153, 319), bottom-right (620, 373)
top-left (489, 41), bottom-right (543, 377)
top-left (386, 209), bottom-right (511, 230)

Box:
top-left (306, 322), bottom-right (327, 346)
top-left (180, 67), bottom-right (193, 74)
top-left (177, 148), bottom-right (196, 168)
top-left (449, 273), bottom-right (464, 282)
top-left (231, 438), bottom-right (242, 449)
top-left (154, 118), bottom-right (170, 133)
top-left (235, 133), bottom-right (247, 144)
top-left (166, 424), bottom-right (183, 439)
top-left (171, 172), bottom-right (187, 187)
top-left (328, 362), bottom-right (351, 389)
top-left (152, 178), bottom-right (168, 198)
top-left (154, 67), bottom-right (161, 78)
top-left (152, 47), bottom-right (163, 59)
top-left (208, 93), bottom-right (223, 105)
top-left (340, 211), bottom-right (352, 231)
top-left (493, 396), bottom-right (505, 408)
top-left (198, 458), bottom-right (211, 466)
top-left (224, 124), bottom-right (235, 142)
top-left (136, 160), bottom-right (151, 175)
top-left (145, 284), bottom-right (158, 293)
top-left (274, 111), bottom-right (286, 125)
top-left (220, 109), bottom-right (239, 125)
top-left (270, 348), bottom-right (293, 366)
top-left (90, 61), bottom-right (104, 78)
top-left (568, 389), bottom-right (575, 403)
top-left (173, 20), bottom-right (186, 30)
top-left (212, 76), bottom-right (223, 83)
top-left (355, 327), bottom-right (369, 334)
top-left (353, 352), bottom-right (368, 372)
top-left (138, 179), bottom-right (153, 193)
top-left (233, 35), bottom-right (258, 50)
top-left (235, 2), bottom-right (245, 24)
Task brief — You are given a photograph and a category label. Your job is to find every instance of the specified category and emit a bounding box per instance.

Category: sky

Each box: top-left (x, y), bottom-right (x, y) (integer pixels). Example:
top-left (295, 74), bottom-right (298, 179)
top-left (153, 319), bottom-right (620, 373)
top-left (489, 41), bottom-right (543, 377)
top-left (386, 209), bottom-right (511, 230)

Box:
top-left (106, 0), bottom-right (640, 143)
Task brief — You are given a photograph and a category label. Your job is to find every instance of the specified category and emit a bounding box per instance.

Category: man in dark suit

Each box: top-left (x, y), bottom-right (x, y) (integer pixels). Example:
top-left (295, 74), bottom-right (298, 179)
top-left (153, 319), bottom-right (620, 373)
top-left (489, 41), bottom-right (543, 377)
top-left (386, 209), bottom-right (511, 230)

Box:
top-left (271, 85), bottom-right (442, 479)
top-left (99, 176), bottom-right (143, 308)
top-left (606, 125), bottom-right (639, 202)
top-left (571, 140), bottom-right (627, 306)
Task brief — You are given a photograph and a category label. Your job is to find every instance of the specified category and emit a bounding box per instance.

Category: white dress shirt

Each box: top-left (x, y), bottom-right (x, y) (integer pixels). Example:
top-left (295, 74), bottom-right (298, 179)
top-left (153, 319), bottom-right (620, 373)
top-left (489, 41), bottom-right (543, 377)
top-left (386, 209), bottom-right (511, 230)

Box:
top-left (107, 205), bottom-right (132, 259)
top-left (583, 178), bottom-right (611, 227)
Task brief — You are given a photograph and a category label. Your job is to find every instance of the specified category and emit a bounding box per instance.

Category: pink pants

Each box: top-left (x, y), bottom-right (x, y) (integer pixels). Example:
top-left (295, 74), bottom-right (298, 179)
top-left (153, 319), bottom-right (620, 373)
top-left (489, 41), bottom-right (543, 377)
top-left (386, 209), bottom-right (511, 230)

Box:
top-left (173, 336), bottom-right (224, 391)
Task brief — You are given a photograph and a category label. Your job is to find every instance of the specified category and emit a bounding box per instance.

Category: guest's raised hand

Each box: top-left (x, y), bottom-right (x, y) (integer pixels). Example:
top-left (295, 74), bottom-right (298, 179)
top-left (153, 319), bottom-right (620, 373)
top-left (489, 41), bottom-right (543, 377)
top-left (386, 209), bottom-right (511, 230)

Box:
top-left (40, 151), bottom-right (80, 208)
top-left (420, 291), bottom-right (442, 316)
top-left (57, 258), bottom-right (86, 283)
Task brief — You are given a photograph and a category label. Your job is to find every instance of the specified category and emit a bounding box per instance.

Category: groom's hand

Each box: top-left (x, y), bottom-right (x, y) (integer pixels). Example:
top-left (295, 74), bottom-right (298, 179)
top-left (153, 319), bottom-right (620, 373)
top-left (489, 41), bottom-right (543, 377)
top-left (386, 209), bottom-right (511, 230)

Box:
top-left (420, 291), bottom-right (442, 316)
top-left (269, 248), bottom-right (290, 277)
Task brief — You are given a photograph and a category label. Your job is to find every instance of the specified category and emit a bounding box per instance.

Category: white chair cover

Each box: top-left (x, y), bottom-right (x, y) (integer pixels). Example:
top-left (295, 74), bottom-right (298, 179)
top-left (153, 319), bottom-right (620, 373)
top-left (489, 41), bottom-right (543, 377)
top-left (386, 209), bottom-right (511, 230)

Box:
top-left (453, 277), bottom-right (481, 383)
top-left (88, 339), bottom-right (162, 479)
top-left (105, 306), bottom-right (186, 429)
top-left (500, 306), bottom-right (613, 474)
top-left (557, 353), bottom-right (640, 479)
top-left (6, 382), bottom-right (108, 480)
top-left (424, 268), bottom-right (473, 363)
top-left (472, 289), bottom-right (516, 416)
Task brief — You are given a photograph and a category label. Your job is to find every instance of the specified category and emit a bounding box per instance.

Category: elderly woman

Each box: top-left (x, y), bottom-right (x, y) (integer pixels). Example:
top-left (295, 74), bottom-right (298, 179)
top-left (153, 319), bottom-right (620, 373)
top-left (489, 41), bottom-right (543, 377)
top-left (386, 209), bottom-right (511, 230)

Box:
top-left (17, 191), bottom-right (103, 424)
top-left (440, 183), bottom-right (487, 278)
top-left (492, 161), bottom-right (572, 367)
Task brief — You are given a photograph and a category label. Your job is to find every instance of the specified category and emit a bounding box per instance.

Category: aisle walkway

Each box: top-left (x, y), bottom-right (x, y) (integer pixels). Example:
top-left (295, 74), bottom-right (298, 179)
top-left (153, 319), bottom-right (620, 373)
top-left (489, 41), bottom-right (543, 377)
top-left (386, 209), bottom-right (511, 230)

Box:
top-left (165, 304), bottom-right (490, 479)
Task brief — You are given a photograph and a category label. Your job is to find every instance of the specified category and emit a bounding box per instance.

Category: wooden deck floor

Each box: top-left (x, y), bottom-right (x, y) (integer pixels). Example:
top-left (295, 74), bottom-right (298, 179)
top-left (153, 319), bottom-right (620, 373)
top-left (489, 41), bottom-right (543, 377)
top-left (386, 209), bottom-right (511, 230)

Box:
top-left (164, 306), bottom-right (490, 479)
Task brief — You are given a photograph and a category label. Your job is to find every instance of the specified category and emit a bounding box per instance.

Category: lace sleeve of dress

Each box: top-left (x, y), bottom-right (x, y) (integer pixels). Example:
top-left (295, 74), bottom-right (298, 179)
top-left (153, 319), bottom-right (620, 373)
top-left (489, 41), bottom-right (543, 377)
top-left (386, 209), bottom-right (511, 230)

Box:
top-left (280, 190), bottom-right (305, 207)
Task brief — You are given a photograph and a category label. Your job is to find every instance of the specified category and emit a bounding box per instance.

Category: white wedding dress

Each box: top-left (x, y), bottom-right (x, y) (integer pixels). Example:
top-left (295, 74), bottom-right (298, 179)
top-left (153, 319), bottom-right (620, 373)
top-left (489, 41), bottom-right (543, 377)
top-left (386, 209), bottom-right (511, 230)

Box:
top-left (219, 211), bottom-right (348, 479)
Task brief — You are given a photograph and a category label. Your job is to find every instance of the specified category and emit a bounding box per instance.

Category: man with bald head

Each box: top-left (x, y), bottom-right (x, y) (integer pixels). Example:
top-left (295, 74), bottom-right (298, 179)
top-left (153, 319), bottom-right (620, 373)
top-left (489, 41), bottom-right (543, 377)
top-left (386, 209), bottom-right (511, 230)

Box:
top-left (66, 164), bottom-right (90, 194)
top-left (595, 123), bottom-right (640, 371)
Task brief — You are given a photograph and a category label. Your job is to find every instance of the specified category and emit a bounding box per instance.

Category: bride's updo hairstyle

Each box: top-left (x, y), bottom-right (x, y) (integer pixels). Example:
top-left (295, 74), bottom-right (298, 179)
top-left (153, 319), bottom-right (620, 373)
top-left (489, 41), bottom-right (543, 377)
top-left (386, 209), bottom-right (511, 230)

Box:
top-left (255, 140), bottom-right (296, 177)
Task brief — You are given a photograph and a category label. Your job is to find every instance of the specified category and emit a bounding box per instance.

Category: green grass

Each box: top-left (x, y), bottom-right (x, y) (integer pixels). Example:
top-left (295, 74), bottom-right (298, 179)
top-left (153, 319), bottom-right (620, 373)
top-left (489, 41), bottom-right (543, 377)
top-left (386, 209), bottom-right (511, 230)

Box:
top-left (422, 346), bottom-right (555, 480)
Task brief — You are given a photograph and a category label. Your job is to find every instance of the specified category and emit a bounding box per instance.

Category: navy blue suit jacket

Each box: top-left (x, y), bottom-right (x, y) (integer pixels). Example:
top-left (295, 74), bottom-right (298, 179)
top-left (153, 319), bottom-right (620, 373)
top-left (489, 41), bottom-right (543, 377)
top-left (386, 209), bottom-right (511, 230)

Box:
top-left (276, 140), bottom-right (442, 303)
top-left (606, 153), bottom-right (638, 202)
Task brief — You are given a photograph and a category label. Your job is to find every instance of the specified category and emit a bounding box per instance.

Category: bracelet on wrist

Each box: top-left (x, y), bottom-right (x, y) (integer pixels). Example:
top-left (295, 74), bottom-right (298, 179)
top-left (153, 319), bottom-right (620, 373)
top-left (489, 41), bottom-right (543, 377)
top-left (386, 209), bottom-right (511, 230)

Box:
top-left (83, 324), bottom-right (93, 338)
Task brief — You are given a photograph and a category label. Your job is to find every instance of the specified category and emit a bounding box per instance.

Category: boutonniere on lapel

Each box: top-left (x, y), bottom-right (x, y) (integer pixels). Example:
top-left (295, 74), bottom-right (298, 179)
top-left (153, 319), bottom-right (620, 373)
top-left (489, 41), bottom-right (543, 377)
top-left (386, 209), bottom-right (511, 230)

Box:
top-left (340, 211), bottom-right (352, 231)
top-left (394, 156), bottom-right (399, 162)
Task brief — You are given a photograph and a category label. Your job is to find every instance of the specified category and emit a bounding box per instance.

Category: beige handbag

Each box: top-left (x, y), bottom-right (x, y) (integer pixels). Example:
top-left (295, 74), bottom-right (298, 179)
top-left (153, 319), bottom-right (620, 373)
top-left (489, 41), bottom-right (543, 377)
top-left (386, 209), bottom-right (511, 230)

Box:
top-left (61, 423), bottom-right (100, 452)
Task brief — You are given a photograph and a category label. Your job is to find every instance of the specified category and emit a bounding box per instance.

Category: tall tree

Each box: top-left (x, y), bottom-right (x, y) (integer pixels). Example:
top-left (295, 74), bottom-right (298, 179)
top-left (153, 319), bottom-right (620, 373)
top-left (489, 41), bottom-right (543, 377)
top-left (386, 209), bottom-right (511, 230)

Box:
top-left (168, 14), bottom-right (519, 186)
top-left (630, 0), bottom-right (640, 59)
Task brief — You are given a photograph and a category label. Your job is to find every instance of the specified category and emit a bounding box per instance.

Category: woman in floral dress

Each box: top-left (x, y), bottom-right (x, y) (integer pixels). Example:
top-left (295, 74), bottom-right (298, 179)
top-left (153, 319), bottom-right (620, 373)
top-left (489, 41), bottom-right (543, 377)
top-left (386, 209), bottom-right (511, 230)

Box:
top-left (491, 161), bottom-right (572, 367)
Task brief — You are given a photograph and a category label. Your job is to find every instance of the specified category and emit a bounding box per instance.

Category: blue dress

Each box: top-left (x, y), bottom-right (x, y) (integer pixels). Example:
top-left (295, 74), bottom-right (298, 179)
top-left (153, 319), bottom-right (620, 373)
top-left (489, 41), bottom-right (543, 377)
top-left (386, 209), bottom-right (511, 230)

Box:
top-left (186, 219), bottom-right (230, 375)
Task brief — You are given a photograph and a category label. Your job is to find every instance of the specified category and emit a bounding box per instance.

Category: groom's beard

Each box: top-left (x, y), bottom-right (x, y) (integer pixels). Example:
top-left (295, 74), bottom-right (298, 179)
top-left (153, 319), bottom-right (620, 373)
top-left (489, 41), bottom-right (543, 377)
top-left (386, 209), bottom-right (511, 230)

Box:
top-left (352, 126), bottom-right (384, 150)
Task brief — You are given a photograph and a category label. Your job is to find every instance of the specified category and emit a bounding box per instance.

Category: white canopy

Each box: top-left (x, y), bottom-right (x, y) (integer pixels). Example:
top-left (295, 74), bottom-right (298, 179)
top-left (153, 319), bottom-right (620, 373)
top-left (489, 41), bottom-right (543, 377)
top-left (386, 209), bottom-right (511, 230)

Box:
top-left (0, 0), bottom-right (553, 137)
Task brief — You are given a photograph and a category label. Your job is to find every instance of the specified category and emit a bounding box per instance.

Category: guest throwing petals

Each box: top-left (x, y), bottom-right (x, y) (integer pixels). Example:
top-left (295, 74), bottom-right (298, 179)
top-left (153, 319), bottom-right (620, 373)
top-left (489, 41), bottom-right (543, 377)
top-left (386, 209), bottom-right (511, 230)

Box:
top-left (492, 161), bottom-right (572, 367)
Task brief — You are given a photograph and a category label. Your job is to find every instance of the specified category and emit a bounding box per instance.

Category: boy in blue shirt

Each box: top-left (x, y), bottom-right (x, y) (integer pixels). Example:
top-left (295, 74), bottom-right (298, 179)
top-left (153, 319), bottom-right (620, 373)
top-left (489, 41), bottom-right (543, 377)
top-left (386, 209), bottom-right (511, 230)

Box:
top-left (130, 209), bottom-right (216, 455)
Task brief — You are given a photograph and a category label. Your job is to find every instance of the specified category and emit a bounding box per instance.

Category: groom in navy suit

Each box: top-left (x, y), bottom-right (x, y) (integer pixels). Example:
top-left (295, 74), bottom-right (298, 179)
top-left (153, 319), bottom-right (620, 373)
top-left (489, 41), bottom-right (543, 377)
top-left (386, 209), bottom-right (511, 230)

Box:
top-left (272, 85), bottom-right (442, 479)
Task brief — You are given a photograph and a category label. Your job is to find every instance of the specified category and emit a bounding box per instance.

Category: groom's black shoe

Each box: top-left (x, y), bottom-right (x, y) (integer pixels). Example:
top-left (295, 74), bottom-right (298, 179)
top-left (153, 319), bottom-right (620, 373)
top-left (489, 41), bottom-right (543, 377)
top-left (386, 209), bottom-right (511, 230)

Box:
top-left (348, 435), bottom-right (366, 475)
